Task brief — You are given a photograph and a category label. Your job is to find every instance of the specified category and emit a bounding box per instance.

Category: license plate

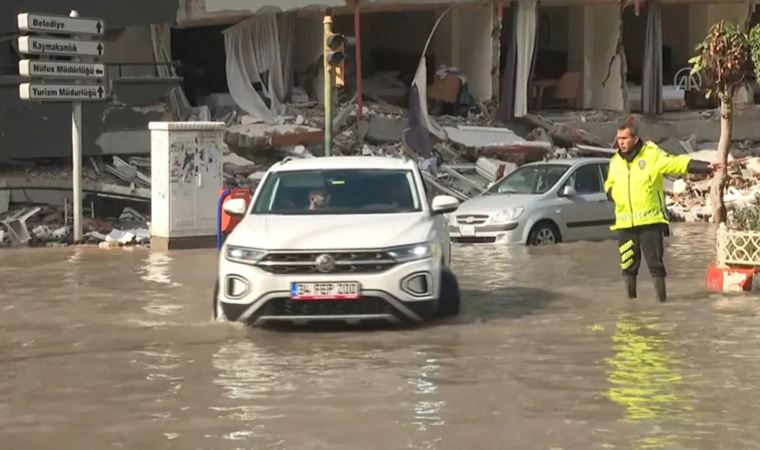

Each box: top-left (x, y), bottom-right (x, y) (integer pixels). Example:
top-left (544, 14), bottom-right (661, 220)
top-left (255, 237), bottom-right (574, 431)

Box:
top-left (460, 225), bottom-right (476, 236)
top-left (290, 282), bottom-right (361, 300)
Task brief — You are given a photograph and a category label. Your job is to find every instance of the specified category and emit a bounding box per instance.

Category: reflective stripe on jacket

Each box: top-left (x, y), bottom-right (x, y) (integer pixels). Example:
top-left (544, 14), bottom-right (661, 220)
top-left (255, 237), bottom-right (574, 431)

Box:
top-left (603, 141), bottom-right (691, 231)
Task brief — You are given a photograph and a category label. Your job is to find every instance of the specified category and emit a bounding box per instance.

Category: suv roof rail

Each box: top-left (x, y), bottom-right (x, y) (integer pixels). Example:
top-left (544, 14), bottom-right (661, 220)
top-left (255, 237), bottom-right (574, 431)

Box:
top-left (279, 156), bottom-right (295, 165)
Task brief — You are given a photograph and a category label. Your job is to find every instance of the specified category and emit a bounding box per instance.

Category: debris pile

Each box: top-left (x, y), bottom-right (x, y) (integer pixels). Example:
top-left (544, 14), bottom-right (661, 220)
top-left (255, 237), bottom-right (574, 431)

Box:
top-left (0, 157), bottom-right (151, 248)
top-left (667, 156), bottom-right (760, 222)
top-left (6, 53), bottom-right (760, 249)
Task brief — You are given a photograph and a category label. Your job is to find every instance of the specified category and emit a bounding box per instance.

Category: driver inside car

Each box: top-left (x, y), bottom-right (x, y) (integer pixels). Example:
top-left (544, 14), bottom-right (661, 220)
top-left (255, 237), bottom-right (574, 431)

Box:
top-left (308, 189), bottom-right (330, 210)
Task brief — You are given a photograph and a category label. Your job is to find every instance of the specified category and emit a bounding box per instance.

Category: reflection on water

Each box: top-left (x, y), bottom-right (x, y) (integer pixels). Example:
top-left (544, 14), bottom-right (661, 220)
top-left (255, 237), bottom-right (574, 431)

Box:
top-left (605, 311), bottom-right (693, 449)
top-left (139, 252), bottom-right (181, 287)
top-left (409, 351), bottom-right (445, 432)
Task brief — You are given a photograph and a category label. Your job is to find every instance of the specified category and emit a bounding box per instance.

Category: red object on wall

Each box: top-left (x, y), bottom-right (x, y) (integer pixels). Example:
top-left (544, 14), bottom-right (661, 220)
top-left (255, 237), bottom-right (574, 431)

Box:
top-left (219, 188), bottom-right (251, 234)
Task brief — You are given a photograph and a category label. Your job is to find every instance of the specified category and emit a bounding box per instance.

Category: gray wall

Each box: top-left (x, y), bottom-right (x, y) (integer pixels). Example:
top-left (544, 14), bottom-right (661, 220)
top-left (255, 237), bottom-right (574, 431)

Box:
top-left (0, 77), bottom-right (180, 161)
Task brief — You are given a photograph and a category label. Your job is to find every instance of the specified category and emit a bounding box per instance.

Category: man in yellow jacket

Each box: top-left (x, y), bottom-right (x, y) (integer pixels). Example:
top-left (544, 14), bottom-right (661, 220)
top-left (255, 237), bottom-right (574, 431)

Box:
top-left (604, 123), bottom-right (719, 302)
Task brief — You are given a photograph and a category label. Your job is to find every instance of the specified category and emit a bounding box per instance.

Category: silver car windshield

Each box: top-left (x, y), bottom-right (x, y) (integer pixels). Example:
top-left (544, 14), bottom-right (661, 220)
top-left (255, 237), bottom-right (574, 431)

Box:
top-left (486, 164), bottom-right (569, 195)
top-left (251, 169), bottom-right (422, 215)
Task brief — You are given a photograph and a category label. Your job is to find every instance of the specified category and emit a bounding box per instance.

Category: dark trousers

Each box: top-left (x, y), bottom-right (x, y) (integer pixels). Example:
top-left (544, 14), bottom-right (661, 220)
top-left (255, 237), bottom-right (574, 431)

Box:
top-left (617, 224), bottom-right (666, 278)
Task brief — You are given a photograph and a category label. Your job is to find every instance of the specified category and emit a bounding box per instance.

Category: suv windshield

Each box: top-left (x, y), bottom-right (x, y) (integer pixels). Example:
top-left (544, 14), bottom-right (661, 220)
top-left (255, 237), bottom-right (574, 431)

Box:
top-left (252, 169), bottom-right (422, 215)
top-left (486, 164), bottom-right (569, 195)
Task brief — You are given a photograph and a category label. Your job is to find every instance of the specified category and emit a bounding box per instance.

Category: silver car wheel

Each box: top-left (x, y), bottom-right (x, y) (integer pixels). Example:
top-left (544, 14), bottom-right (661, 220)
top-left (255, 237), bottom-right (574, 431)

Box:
top-left (535, 228), bottom-right (556, 245)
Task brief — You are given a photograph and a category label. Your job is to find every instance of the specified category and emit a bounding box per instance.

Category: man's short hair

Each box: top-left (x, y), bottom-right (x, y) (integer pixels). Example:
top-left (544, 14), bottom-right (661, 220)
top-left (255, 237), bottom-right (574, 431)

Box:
top-left (617, 122), bottom-right (638, 137)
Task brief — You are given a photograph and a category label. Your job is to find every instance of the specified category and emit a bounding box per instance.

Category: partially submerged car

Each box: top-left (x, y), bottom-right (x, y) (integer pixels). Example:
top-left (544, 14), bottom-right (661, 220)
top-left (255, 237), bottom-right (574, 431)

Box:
top-left (449, 158), bottom-right (615, 245)
top-left (215, 156), bottom-right (462, 326)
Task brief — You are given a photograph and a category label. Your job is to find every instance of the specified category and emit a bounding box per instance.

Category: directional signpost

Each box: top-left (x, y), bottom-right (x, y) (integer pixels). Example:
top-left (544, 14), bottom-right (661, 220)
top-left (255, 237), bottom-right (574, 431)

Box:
top-left (20, 84), bottom-right (107, 101)
top-left (18, 36), bottom-right (105, 57)
top-left (18, 13), bottom-right (105, 36)
top-left (19, 60), bottom-right (105, 79)
top-left (17, 10), bottom-right (107, 243)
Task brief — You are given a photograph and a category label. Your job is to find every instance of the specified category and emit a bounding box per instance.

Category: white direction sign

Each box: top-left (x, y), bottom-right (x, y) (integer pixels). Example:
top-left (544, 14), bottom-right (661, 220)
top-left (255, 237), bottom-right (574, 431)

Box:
top-left (20, 83), bottom-right (108, 101)
top-left (18, 13), bottom-right (104, 36)
top-left (18, 36), bottom-right (104, 57)
top-left (19, 60), bottom-right (105, 79)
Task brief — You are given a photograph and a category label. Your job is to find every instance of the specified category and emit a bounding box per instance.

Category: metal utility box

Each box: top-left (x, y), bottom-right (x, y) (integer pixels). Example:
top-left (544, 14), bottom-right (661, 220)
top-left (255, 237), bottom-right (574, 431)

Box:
top-left (148, 121), bottom-right (225, 249)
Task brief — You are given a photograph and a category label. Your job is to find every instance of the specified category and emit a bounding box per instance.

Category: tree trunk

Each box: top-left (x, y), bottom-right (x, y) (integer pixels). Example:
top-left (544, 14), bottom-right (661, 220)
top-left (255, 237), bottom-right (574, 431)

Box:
top-left (712, 97), bottom-right (732, 224)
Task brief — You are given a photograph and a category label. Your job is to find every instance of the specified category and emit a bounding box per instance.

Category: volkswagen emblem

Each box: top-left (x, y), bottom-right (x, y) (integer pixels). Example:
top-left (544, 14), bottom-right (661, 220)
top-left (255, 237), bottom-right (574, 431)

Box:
top-left (314, 254), bottom-right (336, 273)
top-left (465, 216), bottom-right (475, 224)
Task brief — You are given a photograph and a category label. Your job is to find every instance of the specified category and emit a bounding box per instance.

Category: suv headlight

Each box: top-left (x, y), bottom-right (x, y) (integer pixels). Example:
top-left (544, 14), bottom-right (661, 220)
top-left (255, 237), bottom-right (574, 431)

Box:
top-left (490, 207), bottom-right (524, 224)
top-left (225, 245), bottom-right (267, 264)
top-left (387, 242), bottom-right (435, 262)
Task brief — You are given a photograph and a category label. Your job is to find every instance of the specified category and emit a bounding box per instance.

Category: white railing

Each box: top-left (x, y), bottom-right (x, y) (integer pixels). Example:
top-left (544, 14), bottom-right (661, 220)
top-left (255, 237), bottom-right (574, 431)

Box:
top-left (717, 223), bottom-right (760, 266)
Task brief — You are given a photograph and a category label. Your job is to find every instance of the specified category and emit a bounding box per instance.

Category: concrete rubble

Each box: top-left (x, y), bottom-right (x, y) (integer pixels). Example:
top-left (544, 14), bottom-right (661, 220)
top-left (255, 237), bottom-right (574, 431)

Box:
top-left (0, 158), bottom-right (151, 248)
top-left (667, 156), bottom-right (760, 223)
top-left (4, 57), bottom-right (760, 249)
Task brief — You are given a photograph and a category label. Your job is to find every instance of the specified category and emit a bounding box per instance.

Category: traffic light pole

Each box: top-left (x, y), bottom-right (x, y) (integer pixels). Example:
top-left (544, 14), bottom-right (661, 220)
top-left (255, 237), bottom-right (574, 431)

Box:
top-left (323, 14), bottom-right (333, 157)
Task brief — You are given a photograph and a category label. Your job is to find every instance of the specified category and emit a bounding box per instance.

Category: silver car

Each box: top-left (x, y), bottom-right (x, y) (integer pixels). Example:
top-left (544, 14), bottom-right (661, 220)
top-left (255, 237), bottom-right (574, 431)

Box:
top-left (449, 157), bottom-right (615, 245)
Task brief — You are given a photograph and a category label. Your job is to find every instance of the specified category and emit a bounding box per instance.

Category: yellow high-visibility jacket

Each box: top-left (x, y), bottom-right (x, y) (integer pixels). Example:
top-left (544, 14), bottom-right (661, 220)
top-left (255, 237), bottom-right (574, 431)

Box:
top-left (604, 141), bottom-right (691, 231)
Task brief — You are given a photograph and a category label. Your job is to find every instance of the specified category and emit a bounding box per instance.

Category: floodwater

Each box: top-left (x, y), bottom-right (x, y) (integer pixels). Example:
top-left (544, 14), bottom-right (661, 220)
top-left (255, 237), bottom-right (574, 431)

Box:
top-left (1, 223), bottom-right (759, 450)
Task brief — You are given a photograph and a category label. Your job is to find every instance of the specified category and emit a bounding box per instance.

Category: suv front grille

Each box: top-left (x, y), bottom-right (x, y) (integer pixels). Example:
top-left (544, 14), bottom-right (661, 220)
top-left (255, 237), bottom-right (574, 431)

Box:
top-left (256, 251), bottom-right (397, 274)
top-left (257, 297), bottom-right (396, 317)
top-left (456, 214), bottom-right (489, 225)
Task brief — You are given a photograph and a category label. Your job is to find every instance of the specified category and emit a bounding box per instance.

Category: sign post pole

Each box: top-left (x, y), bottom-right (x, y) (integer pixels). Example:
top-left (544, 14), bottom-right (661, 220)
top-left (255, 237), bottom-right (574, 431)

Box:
top-left (70, 10), bottom-right (83, 243)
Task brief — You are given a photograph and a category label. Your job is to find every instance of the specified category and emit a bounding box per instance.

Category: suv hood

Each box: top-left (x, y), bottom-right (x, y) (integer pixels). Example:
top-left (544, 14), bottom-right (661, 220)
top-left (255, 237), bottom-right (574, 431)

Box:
top-left (456, 193), bottom-right (536, 214)
top-left (228, 213), bottom-right (435, 250)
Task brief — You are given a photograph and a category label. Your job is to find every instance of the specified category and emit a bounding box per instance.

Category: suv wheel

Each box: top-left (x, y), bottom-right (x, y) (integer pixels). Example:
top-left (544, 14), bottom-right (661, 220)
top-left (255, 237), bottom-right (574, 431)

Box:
top-left (437, 267), bottom-right (461, 317)
top-left (528, 222), bottom-right (560, 246)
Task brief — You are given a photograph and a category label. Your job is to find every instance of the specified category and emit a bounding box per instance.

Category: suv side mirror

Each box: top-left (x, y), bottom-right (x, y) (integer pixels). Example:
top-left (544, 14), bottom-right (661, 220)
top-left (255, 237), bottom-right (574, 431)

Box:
top-left (431, 195), bottom-right (459, 215)
top-left (223, 198), bottom-right (248, 216)
top-left (561, 185), bottom-right (577, 197)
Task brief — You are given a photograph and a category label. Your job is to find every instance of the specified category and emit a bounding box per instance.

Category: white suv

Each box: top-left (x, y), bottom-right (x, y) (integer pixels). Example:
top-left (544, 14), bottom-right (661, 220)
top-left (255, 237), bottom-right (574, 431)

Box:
top-left (214, 156), bottom-right (462, 326)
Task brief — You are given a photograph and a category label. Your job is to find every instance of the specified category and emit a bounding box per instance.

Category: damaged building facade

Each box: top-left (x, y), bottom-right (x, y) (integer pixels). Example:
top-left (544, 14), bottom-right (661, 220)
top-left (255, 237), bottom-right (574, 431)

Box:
top-left (176, 0), bottom-right (760, 119)
top-left (2, 0), bottom-right (760, 246)
top-left (3, 0), bottom-right (758, 160)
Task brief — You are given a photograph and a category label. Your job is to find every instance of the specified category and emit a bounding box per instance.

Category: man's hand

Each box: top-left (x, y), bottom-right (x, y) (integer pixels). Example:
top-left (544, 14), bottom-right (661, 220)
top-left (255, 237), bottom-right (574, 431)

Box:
top-left (709, 161), bottom-right (726, 173)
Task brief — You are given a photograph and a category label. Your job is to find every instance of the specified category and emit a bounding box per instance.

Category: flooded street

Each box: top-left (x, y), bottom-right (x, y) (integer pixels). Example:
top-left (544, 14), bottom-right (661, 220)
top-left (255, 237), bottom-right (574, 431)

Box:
top-left (3, 222), bottom-right (760, 449)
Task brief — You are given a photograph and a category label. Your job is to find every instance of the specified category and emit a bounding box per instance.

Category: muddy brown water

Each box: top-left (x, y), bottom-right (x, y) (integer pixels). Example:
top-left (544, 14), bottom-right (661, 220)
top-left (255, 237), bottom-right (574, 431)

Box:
top-left (2, 223), bottom-right (759, 450)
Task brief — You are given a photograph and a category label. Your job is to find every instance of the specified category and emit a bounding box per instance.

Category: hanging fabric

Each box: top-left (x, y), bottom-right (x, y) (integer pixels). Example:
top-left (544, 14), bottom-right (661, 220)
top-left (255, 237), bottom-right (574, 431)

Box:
top-left (514, 0), bottom-right (538, 117)
top-left (642, 0), bottom-right (663, 115)
top-left (223, 14), bottom-right (295, 123)
top-left (498, 7), bottom-right (518, 122)
top-left (404, 5), bottom-right (453, 158)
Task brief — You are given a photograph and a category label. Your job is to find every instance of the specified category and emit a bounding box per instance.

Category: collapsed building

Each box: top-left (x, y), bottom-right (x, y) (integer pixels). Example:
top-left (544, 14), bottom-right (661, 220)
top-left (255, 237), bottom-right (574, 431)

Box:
top-left (1, 0), bottom-right (760, 246)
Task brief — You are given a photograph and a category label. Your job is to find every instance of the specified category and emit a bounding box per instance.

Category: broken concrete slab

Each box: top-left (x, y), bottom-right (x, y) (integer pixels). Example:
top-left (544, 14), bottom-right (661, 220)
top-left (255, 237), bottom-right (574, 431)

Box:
top-left (366, 117), bottom-right (406, 144)
top-left (1, 175), bottom-right (150, 202)
top-left (224, 123), bottom-right (323, 151)
top-left (523, 114), bottom-right (609, 148)
top-left (444, 125), bottom-right (552, 150)
top-left (658, 137), bottom-right (688, 156)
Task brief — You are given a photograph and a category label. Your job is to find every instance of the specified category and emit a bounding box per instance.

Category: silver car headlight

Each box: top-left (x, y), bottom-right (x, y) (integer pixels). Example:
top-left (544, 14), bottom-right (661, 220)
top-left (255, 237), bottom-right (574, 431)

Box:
top-left (387, 242), bottom-right (436, 262)
top-left (491, 207), bottom-right (524, 224)
top-left (225, 245), bottom-right (267, 264)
